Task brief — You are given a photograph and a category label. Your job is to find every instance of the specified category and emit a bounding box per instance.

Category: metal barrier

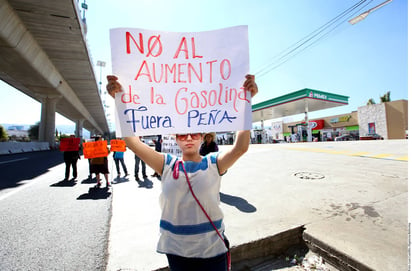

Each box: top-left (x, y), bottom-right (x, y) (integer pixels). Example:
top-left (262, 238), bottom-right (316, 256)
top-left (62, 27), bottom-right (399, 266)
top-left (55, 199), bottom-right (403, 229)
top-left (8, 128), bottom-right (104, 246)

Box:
top-left (0, 142), bottom-right (50, 155)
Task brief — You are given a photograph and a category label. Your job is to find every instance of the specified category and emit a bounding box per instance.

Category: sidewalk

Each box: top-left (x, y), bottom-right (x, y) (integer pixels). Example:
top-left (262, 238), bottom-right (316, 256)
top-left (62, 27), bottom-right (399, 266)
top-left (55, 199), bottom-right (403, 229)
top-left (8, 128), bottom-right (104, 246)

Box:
top-left (106, 140), bottom-right (408, 271)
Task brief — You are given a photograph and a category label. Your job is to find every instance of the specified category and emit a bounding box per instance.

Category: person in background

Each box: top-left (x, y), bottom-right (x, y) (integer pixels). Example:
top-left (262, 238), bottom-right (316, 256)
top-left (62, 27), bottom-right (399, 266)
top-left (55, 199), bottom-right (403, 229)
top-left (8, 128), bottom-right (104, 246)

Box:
top-left (199, 132), bottom-right (219, 156)
top-left (63, 135), bottom-right (80, 181)
top-left (106, 74), bottom-right (258, 271)
top-left (113, 143), bottom-right (129, 178)
top-left (90, 136), bottom-right (111, 188)
top-left (151, 135), bottom-right (162, 178)
top-left (135, 136), bottom-right (148, 182)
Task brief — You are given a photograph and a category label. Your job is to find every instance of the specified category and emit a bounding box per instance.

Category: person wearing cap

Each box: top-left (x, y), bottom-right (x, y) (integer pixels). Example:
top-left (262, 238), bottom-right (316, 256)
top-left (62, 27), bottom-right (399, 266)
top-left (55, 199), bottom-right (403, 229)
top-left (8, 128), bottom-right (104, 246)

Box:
top-left (200, 132), bottom-right (219, 156)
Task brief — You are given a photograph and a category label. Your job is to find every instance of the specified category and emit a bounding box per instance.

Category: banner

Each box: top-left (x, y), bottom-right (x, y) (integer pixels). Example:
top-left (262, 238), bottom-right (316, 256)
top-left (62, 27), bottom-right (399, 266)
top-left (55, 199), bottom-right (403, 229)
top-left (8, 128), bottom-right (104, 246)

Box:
top-left (110, 139), bottom-right (126, 152)
top-left (59, 137), bottom-right (80, 151)
top-left (82, 141), bottom-right (109, 159)
top-left (161, 135), bottom-right (182, 157)
top-left (110, 26), bottom-right (250, 137)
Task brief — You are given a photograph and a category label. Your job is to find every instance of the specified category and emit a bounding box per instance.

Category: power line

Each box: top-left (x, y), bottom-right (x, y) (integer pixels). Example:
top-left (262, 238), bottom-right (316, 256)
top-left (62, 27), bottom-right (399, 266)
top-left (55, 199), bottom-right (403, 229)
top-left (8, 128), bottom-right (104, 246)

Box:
top-left (254, 0), bottom-right (374, 78)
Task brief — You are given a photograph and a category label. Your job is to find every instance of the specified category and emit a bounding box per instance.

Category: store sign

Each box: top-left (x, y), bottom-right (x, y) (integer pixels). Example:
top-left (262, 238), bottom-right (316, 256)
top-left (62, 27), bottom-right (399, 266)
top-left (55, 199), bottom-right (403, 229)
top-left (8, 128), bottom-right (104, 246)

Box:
top-left (301, 120), bottom-right (324, 130)
top-left (331, 115), bottom-right (351, 123)
top-left (271, 121), bottom-right (283, 132)
top-left (308, 91), bottom-right (327, 100)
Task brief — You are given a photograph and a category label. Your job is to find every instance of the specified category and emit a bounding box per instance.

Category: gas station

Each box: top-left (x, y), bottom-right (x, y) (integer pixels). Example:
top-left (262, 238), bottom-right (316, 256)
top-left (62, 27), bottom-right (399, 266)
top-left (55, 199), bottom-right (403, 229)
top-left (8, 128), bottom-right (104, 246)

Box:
top-left (252, 88), bottom-right (349, 142)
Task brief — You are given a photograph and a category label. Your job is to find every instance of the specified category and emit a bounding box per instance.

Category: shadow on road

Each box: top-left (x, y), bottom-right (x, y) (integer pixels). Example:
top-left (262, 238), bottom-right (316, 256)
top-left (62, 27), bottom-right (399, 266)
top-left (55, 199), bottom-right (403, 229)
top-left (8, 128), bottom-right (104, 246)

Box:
top-left (77, 186), bottom-right (112, 200)
top-left (50, 179), bottom-right (77, 187)
top-left (81, 177), bottom-right (97, 184)
top-left (0, 150), bottom-right (63, 190)
top-left (219, 192), bottom-right (257, 213)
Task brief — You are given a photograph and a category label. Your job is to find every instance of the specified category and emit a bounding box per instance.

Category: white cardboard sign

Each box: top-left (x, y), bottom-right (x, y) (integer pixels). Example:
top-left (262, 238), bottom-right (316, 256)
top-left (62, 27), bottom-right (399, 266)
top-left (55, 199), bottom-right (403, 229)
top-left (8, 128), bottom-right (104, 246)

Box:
top-left (110, 26), bottom-right (250, 136)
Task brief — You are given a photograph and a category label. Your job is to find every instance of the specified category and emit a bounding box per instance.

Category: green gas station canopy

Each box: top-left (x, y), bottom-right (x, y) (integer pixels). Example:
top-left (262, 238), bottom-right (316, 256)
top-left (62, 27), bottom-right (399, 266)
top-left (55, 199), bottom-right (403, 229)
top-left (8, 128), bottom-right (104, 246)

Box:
top-left (252, 88), bottom-right (349, 123)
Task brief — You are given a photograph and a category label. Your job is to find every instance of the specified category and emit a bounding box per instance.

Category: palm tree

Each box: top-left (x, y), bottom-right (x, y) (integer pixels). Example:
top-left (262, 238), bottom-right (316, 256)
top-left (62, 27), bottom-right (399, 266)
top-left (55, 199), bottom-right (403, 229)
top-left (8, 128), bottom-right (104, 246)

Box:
top-left (366, 98), bottom-right (376, 105)
top-left (380, 91), bottom-right (391, 103)
top-left (366, 91), bottom-right (391, 105)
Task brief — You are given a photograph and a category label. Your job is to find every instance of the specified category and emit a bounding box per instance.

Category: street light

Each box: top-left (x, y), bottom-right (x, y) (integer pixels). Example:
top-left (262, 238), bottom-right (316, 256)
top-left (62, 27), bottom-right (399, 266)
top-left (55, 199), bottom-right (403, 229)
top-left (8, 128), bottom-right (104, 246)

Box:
top-left (349, 0), bottom-right (393, 25)
top-left (96, 60), bottom-right (106, 95)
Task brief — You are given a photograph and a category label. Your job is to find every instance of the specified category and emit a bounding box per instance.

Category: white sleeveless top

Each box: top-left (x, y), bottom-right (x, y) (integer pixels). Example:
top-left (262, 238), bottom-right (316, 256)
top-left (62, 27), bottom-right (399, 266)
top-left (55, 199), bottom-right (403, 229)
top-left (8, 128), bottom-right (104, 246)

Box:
top-left (156, 153), bottom-right (227, 258)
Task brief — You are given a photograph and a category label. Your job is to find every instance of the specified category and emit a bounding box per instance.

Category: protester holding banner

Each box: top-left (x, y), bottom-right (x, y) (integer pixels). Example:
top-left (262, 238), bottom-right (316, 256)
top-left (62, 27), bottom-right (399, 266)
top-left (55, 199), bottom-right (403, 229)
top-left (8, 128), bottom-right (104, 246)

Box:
top-left (61, 135), bottom-right (81, 181)
top-left (111, 138), bottom-right (129, 178)
top-left (89, 136), bottom-right (111, 188)
top-left (107, 74), bottom-right (257, 271)
top-left (199, 132), bottom-right (219, 156)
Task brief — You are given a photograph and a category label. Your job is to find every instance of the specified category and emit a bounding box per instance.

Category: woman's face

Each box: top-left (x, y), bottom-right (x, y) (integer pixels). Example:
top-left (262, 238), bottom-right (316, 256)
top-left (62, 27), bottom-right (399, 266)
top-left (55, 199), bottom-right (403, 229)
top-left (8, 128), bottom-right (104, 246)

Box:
top-left (175, 133), bottom-right (202, 155)
top-left (205, 134), bottom-right (213, 143)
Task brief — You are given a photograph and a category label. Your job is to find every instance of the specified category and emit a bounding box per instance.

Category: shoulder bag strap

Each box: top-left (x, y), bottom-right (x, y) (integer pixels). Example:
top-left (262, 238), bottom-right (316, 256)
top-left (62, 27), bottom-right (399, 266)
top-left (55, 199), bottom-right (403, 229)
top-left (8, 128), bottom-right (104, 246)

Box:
top-left (173, 160), bottom-right (231, 269)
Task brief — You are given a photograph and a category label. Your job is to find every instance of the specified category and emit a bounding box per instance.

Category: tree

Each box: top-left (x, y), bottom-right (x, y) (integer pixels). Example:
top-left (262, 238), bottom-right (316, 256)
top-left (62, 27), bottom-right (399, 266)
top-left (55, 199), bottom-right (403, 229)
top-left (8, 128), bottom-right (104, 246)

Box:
top-left (366, 98), bottom-right (376, 105)
top-left (29, 122), bottom-right (40, 140)
top-left (367, 91), bottom-right (391, 105)
top-left (0, 125), bottom-right (8, 141)
top-left (380, 91), bottom-right (391, 103)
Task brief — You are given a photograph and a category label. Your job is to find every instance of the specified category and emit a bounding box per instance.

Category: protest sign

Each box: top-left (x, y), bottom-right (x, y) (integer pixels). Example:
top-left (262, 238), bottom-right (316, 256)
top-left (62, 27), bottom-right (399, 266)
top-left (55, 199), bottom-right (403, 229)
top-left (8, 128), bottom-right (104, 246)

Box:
top-left (110, 139), bottom-right (126, 152)
top-left (161, 135), bottom-right (182, 157)
top-left (82, 141), bottom-right (109, 159)
top-left (110, 26), bottom-right (250, 137)
top-left (59, 137), bottom-right (80, 151)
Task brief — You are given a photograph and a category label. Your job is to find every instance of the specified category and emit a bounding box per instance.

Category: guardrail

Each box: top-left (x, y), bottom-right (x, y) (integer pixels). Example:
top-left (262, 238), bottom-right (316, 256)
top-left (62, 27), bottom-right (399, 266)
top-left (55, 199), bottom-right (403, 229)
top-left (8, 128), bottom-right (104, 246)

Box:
top-left (0, 142), bottom-right (50, 155)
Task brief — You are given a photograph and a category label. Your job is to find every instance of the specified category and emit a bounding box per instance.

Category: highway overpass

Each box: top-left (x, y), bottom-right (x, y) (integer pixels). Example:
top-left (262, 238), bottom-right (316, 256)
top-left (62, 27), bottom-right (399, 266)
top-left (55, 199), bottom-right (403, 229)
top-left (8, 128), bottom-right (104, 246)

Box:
top-left (0, 0), bottom-right (109, 147)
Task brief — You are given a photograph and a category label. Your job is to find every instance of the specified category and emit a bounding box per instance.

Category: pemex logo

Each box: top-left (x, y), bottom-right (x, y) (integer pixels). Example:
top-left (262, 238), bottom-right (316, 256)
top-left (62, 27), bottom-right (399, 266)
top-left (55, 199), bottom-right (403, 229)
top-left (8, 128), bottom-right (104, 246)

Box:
top-left (309, 91), bottom-right (313, 98)
top-left (309, 121), bottom-right (318, 129)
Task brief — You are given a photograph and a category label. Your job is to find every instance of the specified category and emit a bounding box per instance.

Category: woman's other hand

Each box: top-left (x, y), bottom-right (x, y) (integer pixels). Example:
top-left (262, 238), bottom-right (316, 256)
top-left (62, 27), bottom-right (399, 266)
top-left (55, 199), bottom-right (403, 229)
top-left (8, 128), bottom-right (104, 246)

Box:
top-left (106, 75), bottom-right (123, 98)
top-left (243, 74), bottom-right (258, 98)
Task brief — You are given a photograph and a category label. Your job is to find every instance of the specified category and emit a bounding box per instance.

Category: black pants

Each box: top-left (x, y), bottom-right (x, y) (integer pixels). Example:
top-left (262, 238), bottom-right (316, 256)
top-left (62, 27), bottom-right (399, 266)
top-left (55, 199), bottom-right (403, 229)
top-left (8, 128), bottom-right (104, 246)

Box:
top-left (166, 253), bottom-right (228, 271)
top-left (114, 158), bottom-right (128, 175)
top-left (65, 160), bottom-right (77, 179)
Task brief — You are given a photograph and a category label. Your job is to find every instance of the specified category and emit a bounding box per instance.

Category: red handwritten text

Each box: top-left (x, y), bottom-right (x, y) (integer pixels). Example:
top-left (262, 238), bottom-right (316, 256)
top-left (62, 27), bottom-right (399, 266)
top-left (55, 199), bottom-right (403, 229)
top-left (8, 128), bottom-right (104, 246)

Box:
top-left (134, 59), bottom-right (231, 84)
top-left (174, 83), bottom-right (250, 115)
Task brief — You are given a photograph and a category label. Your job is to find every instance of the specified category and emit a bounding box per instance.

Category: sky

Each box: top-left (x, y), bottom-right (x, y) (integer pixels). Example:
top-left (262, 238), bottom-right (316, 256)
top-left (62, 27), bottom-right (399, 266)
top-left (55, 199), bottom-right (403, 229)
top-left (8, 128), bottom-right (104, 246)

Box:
top-left (0, 0), bottom-right (408, 132)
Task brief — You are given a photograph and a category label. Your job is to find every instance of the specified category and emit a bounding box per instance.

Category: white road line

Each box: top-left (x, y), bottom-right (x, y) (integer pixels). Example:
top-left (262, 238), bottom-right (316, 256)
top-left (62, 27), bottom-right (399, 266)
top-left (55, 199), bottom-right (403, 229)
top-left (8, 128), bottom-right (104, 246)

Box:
top-left (0, 158), bottom-right (28, 165)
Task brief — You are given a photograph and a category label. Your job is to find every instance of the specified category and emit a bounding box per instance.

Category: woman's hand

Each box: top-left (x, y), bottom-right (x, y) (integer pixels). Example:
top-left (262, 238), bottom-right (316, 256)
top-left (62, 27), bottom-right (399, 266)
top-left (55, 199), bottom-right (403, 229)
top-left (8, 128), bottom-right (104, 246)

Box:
top-left (106, 75), bottom-right (123, 98)
top-left (243, 74), bottom-right (258, 98)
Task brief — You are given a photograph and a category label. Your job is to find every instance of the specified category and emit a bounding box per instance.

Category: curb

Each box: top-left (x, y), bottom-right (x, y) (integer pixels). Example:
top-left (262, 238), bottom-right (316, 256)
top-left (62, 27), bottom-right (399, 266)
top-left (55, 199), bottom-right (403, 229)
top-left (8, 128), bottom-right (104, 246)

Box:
top-left (153, 225), bottom-right (374, 271)
top-left (153, 226), bottom-right (306, 271)
top-left (303, 232), bottom-right (374, 271)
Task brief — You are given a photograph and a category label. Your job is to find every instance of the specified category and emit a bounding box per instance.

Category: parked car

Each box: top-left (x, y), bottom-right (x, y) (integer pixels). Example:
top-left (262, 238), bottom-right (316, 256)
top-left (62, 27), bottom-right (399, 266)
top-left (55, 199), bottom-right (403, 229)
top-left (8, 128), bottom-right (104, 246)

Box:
top-left (360, 133), bottom-right (384, 140)
top-left (143, 139), bottom-right (155, 146)
top-left (335, 134), bottom-right (355, 141)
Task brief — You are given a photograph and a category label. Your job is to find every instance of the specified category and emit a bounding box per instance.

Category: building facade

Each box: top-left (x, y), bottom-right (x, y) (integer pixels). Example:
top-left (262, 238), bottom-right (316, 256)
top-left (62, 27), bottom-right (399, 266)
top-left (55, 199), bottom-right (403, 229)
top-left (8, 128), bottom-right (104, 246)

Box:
top-left (276, 100), bottom-right (408, 142)
top-left (358, 100), bottom-right (408, 139)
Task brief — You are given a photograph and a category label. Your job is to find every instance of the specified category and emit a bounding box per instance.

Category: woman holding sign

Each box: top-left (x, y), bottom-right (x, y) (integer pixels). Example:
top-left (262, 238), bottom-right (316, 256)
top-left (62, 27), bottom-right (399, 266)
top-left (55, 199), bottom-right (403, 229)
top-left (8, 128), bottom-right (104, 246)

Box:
top-left (107, 75), bottom-right (257, 271)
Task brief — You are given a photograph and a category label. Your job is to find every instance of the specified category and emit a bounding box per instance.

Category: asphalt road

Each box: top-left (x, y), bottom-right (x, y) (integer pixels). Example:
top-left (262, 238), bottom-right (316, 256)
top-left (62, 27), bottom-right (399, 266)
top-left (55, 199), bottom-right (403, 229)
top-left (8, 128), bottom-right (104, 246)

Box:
top-left (0, 150), bottom-right (111, 271)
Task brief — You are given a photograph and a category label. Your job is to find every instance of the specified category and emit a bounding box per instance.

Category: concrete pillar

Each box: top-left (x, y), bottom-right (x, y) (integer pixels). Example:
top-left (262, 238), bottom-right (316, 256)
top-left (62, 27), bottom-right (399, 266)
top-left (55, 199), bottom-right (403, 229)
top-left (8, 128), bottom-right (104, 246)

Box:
top-left (39, 96), bottom-right (60, 148)
top-left (260, 119), bottom-right (265, 143)
top-left (75, 119), bottom-right (85, 141)
top-left (305, 100), bottom-right (312, 142)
